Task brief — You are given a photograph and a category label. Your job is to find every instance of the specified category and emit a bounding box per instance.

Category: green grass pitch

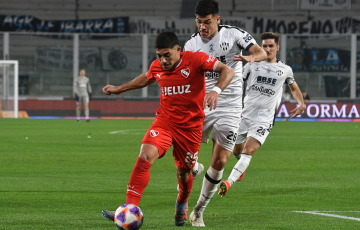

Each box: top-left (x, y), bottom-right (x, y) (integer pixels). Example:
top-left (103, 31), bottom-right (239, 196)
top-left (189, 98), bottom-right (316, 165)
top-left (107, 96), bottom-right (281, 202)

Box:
top-left (0, 119), bottom-right (359, 229)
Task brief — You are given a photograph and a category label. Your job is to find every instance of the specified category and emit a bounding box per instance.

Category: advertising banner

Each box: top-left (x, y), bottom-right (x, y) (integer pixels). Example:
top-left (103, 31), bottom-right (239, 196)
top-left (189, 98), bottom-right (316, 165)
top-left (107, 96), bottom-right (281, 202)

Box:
top-left (300, 0), bottom-right (351, 10)
top-left (277, 103), bottom-right (360, 120)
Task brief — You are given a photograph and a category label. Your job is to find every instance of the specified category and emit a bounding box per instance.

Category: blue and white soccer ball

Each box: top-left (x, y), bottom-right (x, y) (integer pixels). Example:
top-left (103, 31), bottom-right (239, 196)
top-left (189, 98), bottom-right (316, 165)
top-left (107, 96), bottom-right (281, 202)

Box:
top-left (114, 204), bottom-right (144, 230)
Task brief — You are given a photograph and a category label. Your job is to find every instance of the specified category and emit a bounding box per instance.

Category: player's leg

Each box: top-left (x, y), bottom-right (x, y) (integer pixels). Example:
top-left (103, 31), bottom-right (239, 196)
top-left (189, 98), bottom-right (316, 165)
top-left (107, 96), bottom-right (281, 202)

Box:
top-left (228, 138), bottom-right (259, 183)
top-left (175, 167), bottom-right (192, 226)
top-left (102, 144), bottom-right (158, 222)
top-left (102, 121), bottom-right (172, 222)
top-left (76, 102), bottom-right (81, 121)
top-left (190, 114), bottom-right (239, 227)
top-left (191, 113), bottom-right (216, 178)
top-left (233, 139), bottom-right (247, 181)
top-left (174, 128), bottom-right (202, 226)
top-left (193, 143), bottom-right (231, 208)
top-left (219, 138), bottom-right (258, 196)
top-left (190, 142), bottom-right (231, 226)
top-left (84, 95), bottom-right (90, 121)
top-left (125, 143), bottom-right (159, 206)
top-left (233, 142), bottom-right (245, 160)
top-left (219, 123), bottom-right (271, 196)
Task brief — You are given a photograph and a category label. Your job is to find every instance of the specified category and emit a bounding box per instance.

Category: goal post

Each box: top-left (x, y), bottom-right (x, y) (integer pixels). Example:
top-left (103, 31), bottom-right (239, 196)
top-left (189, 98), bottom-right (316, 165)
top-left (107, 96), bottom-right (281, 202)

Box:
top-left (0, 60), bottom-right (19, 118)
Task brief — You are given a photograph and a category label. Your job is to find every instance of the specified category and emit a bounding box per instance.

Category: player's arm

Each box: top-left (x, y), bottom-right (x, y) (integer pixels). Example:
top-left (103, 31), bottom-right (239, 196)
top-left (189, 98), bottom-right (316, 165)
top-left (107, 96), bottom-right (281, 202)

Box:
top-left (233, 44), bottom-right (266, 64)
top-left (288, 81), bottom-right (305, 118)
top-left (204, 62), bottom-right (234, 111)
top-left (103, 72), bottom-right (155, 95)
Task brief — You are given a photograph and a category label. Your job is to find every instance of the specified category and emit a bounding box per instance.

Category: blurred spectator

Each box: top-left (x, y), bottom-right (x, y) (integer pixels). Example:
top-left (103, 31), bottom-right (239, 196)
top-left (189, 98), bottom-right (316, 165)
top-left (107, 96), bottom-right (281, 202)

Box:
top-left (289, 48), bottom-right (307, 72)
top-left (302, 91), bottom-right (310, 103)
top-left (282, 91), bottom-right (291, 103)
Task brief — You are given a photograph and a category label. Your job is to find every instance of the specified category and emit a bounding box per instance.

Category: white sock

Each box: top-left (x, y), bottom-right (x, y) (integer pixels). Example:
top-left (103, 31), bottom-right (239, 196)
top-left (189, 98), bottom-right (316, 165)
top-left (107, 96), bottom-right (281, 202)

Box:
top-left (228, 154), bottom-right (252, 185)
top-left (195, 166), bottom-right (223, 213)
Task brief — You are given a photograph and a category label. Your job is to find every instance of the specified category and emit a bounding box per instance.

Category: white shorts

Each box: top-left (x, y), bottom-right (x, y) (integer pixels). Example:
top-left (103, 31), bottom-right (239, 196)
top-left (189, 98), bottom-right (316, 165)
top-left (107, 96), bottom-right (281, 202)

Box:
top-left (202, 107), bottom-right (242, 151)
top-left (235, 118), bottom-right (273, 146)
top-left (76, 94), bottom-right (89, 105)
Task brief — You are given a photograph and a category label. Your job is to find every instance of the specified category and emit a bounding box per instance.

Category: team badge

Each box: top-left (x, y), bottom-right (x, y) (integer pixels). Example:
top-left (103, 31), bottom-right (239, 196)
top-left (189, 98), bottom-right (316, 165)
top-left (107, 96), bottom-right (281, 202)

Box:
top-left (276, 70), bottom-right (283, 76)
top-left (150, 129), bottom-right (159, 137)
top-left (181, 68), bottom-right (190, 78)
top-left (220, 42), bottom-right (229, 51)
top-left (209, 44), bottom-right (214, 52)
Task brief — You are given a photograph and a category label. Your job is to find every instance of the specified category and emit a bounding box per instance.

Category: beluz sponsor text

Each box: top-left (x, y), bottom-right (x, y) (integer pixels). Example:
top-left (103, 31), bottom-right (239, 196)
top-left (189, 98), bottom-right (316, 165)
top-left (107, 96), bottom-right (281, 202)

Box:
top-left (161, 84), bottom-right (191, 96)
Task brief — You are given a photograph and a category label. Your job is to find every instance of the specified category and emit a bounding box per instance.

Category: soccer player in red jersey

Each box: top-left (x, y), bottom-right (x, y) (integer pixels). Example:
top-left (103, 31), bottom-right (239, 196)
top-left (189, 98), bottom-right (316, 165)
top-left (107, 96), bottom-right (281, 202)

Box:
top-left (102, 31), bottom-right (234, 227)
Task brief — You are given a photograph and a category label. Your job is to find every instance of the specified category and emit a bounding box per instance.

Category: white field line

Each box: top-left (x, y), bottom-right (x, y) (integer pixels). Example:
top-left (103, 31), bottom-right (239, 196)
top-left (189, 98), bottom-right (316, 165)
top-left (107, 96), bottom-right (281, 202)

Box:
top-left (293, 211), bottom-right (360, 221)
top-left (109, 129), bottom-right (147, 134)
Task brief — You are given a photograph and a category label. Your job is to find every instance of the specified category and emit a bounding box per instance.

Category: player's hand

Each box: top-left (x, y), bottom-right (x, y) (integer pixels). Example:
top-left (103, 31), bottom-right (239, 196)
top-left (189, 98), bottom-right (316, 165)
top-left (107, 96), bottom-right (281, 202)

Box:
top-left (290, 104), bottom-right (305, 118)
top-left (233, 55), bottom-right (255, 64)
top-left (204, 91), bottom-right (219, 111)
top-left (74, 94), bottom-right (79, 102)
top-left (103, 84), bottom-right (118, 95)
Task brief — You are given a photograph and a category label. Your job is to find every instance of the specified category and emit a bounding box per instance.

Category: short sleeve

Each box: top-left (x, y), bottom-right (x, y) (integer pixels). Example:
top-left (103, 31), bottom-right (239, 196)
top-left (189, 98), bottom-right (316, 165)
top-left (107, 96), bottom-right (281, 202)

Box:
top-left (193, 52), bottom-right (218, 72)
top-left (285, 67), bottom-right (295, 85)
top-left (146, 61), bottom-right (157, 80)
top-left (234, 28), bottom-right (258, 51)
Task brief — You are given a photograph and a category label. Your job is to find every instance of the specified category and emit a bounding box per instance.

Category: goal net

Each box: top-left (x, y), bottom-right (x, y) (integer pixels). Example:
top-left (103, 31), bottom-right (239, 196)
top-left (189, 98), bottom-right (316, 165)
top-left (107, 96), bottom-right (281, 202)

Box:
top-left (0, 60), bottom-right (19, 118)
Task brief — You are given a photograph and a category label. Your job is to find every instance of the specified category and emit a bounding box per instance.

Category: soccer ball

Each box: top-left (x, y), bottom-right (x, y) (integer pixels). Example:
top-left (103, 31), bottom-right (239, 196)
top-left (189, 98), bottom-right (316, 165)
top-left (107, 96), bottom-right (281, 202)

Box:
top-left (114, 204), bottom-right (144, 230)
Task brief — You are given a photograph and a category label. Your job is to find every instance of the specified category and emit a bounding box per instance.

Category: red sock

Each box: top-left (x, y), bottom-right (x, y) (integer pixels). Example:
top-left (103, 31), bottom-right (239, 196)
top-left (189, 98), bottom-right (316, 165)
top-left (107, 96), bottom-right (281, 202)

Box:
top-left (177, 173), bottom-right (193, 203)
top-left (126, 157), bottom-right (152, 206)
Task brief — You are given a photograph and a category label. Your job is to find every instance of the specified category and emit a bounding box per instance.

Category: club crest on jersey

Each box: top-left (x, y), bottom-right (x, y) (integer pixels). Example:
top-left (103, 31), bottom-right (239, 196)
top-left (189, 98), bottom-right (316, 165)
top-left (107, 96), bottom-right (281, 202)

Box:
top-left (150, 129), bottom-right (159, 137)
top-left (209, 44), bottom-right (214, 52)
top-left (181, 68), bottom-right (190, 78)
top-left (207, 56), bottom-right (216, 63)
top-left (276, 70), bottom-right (283, 76)
top-left (220, 42), bottom-right (229, 51)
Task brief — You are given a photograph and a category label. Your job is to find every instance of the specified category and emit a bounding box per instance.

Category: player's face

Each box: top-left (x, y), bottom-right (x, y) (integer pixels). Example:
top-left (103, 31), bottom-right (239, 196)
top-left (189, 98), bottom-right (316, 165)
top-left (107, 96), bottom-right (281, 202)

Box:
top-left (262, 39), bottom-right (279, 62)
top-left (80, 69), bottom-right (86, 76)
top-left (195, 14), bottom-right (220, 39)
top-left (156, 45), bottom-right (181, 71)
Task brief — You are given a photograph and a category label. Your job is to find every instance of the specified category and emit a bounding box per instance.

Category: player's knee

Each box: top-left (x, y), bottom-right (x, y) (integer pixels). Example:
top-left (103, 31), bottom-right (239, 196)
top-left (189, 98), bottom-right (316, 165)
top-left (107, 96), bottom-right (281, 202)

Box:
top-left (233, 144), bottom-right (242, 155)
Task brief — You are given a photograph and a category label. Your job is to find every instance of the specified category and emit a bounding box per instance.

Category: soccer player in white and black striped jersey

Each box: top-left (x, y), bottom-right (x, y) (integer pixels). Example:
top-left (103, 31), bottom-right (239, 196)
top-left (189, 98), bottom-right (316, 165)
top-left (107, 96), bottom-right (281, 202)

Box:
top-left (218, 32), bottom-right (305, 197)
top-left (185, 0), bottom-right (266, 227)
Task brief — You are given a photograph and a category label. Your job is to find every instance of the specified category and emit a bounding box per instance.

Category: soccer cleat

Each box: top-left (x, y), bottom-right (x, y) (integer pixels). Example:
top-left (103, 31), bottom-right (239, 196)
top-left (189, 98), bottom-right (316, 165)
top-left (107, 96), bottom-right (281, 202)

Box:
top-left (218, 180), bottom-right (231, 197)
top-left (237, 170), bottom-right (246, 181)
top-left (193, 163), bottom-right (204, 179)
top-left (189, 210), bottom-right (205, 227)
top-left (174, 201), bottom-right (188, 226)
top-left (102, 210), bottom-right (115, 222)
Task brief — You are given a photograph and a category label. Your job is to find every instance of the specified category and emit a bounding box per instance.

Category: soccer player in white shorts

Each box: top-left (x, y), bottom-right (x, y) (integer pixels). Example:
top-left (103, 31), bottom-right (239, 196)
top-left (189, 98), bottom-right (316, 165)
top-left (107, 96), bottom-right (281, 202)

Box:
top-left (185, 0), bottom-right (267, 227)
top-left (218, 32), bottom-right (305, 197)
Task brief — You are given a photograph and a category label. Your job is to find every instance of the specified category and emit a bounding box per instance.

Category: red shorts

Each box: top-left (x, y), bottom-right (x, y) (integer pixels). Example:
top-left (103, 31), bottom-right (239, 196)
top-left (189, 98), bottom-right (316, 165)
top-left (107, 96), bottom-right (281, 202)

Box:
top-left (142, 115), bottom-right (202, 170)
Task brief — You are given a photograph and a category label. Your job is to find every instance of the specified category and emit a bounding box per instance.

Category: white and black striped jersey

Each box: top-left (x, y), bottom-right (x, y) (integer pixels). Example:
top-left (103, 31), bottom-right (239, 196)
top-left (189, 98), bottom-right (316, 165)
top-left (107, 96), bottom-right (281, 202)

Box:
top-left (184, 25), bottom-right (258, 108)
top-left (242, 60), bottom-right (295, 123)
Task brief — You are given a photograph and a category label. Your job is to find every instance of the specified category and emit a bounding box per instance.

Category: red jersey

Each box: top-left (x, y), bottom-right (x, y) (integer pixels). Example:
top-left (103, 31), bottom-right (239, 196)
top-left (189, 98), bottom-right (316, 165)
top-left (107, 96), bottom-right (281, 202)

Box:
top-left (147, 51), bottom-right (218, 129)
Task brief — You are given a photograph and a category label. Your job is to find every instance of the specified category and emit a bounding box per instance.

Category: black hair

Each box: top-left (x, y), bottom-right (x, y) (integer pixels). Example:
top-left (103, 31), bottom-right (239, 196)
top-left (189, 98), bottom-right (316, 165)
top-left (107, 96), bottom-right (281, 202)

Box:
top-left (260, 32), bottom-right (280, 45)
top-left (195, 0), bottom-right (219, 16)
top-left (155, 31), bottom-right (179, 49)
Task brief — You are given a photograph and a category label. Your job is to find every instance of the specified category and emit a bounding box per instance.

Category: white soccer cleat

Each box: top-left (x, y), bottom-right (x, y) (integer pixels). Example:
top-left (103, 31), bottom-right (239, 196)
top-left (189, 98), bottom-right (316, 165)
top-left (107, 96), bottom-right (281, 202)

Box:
top-left (193, 163), bottom-right (204, 179)
top-left (189, 210), bottom-right (205, 227)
